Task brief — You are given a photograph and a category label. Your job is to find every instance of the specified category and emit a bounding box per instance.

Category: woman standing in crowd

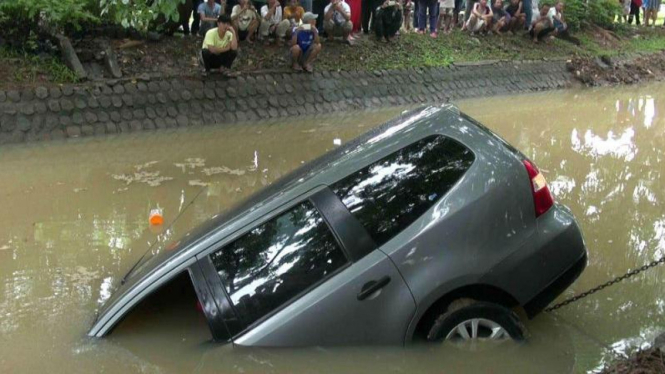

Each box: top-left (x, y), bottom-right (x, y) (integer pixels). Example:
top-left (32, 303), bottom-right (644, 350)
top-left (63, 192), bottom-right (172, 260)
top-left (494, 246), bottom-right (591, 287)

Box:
top-left (629, 0), bottom-right (642, 24)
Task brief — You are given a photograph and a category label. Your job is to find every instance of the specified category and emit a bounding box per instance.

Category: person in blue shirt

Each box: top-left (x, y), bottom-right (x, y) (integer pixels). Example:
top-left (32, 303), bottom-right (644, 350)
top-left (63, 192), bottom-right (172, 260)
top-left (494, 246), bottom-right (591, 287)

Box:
top-left (198, 0), bottom-right (225, 36)
top-left (289, 12), bottom-right (322, 72)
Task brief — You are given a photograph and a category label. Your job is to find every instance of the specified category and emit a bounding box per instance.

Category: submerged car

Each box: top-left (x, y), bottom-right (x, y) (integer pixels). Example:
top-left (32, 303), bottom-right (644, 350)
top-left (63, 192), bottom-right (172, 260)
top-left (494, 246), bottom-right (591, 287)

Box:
top-left (89, 105), bottom-right (587, 346)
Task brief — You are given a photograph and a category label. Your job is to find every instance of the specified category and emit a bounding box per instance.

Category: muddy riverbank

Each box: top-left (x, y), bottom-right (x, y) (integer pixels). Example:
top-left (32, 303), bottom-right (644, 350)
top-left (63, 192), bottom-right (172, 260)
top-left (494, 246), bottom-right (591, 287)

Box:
top-left (569, 51), bottom-right (665, 87)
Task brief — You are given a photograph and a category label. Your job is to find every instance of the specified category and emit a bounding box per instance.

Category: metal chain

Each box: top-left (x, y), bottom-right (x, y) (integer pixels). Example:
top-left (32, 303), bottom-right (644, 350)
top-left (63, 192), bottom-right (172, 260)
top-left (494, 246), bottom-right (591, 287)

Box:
top-left (545, 255), bottom-right (665, 312)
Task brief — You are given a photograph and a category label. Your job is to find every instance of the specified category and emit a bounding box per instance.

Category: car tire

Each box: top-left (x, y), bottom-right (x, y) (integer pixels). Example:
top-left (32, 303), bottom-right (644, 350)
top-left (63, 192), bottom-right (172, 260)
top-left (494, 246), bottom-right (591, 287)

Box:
top-left (426, 299), bottom-right (526, 342)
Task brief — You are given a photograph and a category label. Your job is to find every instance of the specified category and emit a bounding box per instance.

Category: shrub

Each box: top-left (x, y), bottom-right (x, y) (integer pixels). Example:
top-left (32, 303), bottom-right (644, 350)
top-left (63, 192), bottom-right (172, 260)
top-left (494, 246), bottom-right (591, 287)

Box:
top-left (588, 0), bottom-right (622, 29)
top-left (100, 0), bottom-right (186, 34)
top-left (538, 0), bottom-right (622, 31)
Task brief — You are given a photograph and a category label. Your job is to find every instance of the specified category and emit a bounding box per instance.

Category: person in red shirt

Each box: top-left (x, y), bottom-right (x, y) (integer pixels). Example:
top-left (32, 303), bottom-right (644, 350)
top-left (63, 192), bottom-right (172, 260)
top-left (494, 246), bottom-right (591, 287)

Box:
top-left (629, 0), bottom-right (642, 25)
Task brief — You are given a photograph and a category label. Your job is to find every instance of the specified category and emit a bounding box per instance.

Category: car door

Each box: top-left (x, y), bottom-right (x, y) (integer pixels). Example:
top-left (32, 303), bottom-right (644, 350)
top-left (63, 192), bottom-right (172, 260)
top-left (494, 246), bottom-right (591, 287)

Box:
top-left (196, 187), bottom-right (417, 347)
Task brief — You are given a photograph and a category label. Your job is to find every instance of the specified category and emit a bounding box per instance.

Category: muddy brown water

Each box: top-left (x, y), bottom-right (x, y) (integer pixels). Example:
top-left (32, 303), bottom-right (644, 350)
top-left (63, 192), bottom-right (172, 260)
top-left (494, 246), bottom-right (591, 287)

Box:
top-left (1, 84), bottom-right (664, 373)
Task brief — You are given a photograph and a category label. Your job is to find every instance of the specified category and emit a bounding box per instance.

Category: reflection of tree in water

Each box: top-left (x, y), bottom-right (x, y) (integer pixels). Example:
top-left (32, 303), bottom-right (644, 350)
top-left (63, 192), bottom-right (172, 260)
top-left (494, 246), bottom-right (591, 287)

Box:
top-left (332, 136), bottom-right (475, 246)
top-left (210, 201), bottom-right (346, 326)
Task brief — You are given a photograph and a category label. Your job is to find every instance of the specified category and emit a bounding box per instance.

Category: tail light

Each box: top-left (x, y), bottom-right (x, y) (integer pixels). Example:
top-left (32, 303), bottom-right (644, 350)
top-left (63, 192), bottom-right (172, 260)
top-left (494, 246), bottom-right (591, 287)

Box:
top-left (523, 159), bottom-right (554, 217)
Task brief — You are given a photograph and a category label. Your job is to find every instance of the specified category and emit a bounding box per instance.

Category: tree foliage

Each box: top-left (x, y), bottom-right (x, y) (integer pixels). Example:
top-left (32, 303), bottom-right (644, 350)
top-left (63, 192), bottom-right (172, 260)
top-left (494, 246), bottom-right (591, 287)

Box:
top-left (0, 0), bottom-right (98, 46)
top-left (588, 0), bottom-right (622, 29)
top-left (100, 0), bottom-right (185, 34)
top-left (0, 0), bottom-right (98, 29)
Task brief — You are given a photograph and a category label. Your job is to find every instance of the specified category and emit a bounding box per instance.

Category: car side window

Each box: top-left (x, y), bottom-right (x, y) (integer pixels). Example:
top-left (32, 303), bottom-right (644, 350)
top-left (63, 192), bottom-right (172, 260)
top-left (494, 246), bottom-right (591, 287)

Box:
top-left (209, 200), bottom-right (348, 328)
top-left (331, 135), bottom-right (475, 247)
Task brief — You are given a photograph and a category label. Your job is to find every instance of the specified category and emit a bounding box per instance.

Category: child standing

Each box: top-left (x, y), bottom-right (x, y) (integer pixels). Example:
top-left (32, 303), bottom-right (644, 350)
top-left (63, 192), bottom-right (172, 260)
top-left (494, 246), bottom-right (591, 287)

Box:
top-left (438, 0), bottom-right (455, 33)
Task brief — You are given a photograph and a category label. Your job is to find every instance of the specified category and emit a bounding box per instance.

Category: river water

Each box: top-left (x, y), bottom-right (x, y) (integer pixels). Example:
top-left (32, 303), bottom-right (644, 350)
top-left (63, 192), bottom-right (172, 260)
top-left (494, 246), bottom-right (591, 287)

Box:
top-left (0, 83), bottom-right (664, 373)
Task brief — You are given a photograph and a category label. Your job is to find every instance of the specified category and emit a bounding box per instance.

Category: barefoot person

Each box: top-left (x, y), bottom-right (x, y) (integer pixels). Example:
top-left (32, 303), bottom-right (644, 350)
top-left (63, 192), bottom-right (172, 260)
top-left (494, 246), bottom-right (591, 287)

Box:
top-left (645, 0), bottom-right (660, 26)
top-left (529, 3), bottom-right (554, 42)
top-left (324, 0), bottom-right (354, 43)
top-left (490, 0), bottom-right (509, 34)
top-left (201, 15), bottom-right (239, 73)
top-left (547, 1), bottom-right (567, 36)
top-left (290, 12), bottom-right (322, 72)
top-left (231, 0), bottom-right (260, 42)
top-left (374, 0), bottom-right (403, 41)
top-left (438, 0), bottom-right (455, 34)
top-left (260, 0), bottom-right (291, 45)
top-left (463, 0), bottom-right (493, 34)
top-left (504, 0), bottom-right (526, 32)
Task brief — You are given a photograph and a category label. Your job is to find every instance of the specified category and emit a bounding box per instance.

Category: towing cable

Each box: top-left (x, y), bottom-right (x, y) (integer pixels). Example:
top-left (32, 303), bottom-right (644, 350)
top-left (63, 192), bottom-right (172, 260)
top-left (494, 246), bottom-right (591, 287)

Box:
top-left (545, 254), bottom-right (665, 312)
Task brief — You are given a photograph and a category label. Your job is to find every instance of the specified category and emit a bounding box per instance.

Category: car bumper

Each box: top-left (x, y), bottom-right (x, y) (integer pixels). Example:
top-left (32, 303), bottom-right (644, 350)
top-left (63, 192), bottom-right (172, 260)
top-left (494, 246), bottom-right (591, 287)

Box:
top-left (523, 251), bottom-right (587, 317)
top-left (481, 203), bottom-right (588, 318)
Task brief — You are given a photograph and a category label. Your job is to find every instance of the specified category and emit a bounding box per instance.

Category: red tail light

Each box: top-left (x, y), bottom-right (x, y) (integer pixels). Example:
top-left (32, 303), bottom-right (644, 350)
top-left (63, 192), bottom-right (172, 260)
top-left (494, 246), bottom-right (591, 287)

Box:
top-left (523, 159), bottom-right (554, 217)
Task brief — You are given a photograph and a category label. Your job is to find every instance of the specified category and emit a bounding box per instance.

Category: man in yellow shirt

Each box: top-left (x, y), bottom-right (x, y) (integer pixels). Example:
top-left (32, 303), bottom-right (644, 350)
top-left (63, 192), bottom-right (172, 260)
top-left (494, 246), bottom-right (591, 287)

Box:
top-left (200, 15), bottom-right (239, 74)
top-left (284, 0), bottom-right (306, 38)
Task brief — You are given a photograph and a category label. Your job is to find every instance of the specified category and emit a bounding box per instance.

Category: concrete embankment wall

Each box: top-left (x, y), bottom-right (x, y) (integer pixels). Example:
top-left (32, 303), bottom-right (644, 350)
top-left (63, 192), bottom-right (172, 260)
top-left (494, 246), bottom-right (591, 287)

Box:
top-left (0, 60), bottom-right (571, 145)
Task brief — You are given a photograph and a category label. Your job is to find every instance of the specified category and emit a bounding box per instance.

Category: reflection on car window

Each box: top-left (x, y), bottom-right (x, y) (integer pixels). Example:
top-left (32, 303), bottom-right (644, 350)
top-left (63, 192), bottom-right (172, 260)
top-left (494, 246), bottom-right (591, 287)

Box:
top-left (210, 201), bottom-right (347, 328)
top-left (331, 135), bottom-right (474, 246)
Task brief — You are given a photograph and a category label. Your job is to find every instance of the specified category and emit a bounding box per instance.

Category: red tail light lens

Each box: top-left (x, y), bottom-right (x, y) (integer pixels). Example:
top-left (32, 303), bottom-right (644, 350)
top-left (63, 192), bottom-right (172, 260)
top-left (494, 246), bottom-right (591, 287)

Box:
top-left (523, 159), bottom-right (554, 217)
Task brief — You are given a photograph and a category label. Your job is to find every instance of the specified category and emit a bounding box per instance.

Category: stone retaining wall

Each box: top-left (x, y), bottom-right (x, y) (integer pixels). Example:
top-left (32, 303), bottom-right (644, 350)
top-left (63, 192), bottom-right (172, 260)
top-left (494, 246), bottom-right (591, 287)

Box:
top-left (0, 60), bottom-right (571, 144)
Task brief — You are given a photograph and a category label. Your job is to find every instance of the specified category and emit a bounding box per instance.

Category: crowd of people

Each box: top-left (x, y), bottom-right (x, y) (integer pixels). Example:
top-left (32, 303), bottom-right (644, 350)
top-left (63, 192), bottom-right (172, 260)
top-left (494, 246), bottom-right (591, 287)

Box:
top-left (191, 0), bottom-right (640, 74)
top-left (621, 0), bottom-right (663, 26)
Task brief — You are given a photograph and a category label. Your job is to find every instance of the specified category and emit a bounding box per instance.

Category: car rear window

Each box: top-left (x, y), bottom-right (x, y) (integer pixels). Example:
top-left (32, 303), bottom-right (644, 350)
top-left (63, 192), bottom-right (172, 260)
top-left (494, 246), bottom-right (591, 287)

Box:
top-left (210, 200), bottom-right (348, 328)
top-left (331, 135), bottom-right (474, 247)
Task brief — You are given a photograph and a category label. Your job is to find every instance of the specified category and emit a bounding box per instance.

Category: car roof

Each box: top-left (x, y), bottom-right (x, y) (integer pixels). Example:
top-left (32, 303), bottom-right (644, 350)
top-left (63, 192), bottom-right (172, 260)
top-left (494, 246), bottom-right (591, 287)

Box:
top-left (120, 104), bottom-right (455, 285)
top-left (89, 104), bottom-right (469, 337)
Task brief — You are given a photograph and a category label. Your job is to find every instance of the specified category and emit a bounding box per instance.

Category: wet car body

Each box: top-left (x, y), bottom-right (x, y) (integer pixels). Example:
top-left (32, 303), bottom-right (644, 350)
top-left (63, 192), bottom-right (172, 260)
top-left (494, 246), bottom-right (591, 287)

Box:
top-left (89, 104), bottom-right (587, 346)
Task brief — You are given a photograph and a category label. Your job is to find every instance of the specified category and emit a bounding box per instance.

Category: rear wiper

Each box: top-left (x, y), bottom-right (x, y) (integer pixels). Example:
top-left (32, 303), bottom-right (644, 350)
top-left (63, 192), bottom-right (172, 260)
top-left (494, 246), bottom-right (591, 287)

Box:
top-left (119, 186), bottom-right (208, 285)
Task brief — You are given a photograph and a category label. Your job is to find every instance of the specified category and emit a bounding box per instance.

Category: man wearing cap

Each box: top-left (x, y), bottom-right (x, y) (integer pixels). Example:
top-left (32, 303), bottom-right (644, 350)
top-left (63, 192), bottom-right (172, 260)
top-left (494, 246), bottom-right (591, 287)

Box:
top-left (290, 12), bottom-right (322, 72)
top-left (200, 14), bottom-right (239, 74)
top-left (324, 0), bottom-right (353, 44)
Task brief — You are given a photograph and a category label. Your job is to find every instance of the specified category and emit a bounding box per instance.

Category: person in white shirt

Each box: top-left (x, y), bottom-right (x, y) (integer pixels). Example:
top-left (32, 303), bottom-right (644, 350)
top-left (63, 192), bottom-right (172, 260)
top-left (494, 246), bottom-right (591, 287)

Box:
top-left (324, 0), bottom-right (353, 44)
top-left (231, 0), bottom-right (260, 43)
top-left (260, 0), bottom-right (291, 45)
top-left (546, 1), bottom-right (567, 35)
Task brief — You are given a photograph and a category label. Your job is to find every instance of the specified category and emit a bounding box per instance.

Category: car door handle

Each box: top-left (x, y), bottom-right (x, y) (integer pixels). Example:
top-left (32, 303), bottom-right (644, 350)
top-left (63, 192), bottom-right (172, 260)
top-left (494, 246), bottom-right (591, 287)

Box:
top-left (357, 276), bottom-right (391, 301)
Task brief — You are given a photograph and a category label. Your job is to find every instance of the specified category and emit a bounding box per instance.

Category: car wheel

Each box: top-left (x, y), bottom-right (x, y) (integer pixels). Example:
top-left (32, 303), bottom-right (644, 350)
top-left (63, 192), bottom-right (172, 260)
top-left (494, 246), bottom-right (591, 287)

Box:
top-left (426, 299), bottom-right (526, 343)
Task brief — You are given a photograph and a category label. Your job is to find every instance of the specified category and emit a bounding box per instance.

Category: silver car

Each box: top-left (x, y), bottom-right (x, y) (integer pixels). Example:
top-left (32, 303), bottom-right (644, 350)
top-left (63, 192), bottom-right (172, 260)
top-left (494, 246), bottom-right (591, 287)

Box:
top-left (89, 105), bottom-right (587, 346)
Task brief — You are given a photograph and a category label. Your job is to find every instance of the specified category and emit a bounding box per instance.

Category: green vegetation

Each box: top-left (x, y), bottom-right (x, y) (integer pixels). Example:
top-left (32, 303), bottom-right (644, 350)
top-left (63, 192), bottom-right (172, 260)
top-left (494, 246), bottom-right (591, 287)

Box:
top-left (100, 0), bottom-right (185, 34)
top-left (312, 28), bottom-right (657, 72)
top-left (0, 47), bottom-right (80, 85)
top-left (588, 0), bottom-right (623, 30)
top-left (0, 0), bottom-right (185, 43)
top-left (0, 0), bottom-right (98, 48)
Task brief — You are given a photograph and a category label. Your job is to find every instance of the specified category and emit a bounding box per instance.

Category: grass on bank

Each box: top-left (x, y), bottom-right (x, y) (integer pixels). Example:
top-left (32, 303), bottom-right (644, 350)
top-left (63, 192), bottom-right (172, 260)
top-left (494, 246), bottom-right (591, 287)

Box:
top-left (237, 26), bottom-right (665, 73)
top-left (0, 47), bottom-right (80, 86)
top-left (1, 26), bottom-right (665, 88)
